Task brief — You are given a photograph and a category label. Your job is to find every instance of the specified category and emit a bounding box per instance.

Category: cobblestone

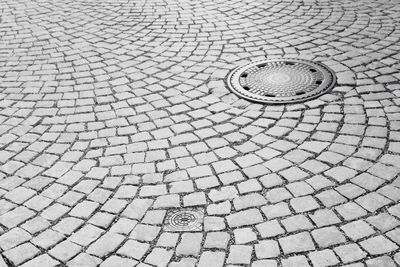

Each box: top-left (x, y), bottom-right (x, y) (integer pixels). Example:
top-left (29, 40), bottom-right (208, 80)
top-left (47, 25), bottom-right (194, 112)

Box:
top-left (1, 0), bottom-right (399, 265)
top-left (334, 244), bottom-right (367, 263)
top-left (279, 232), bottom-right (315, 254)
top-left (176, 233), bottom-right (202, 257)
top-left (255, 240), bottom-right (280, 259)
top-left (360, 236), bottom-right (399, 255)
top-left (226, 245), bottom-right (253, 265)
top-left (308, 249), bottom-right (339, 267)
top-left (226, 208), bottom-right (264, 228)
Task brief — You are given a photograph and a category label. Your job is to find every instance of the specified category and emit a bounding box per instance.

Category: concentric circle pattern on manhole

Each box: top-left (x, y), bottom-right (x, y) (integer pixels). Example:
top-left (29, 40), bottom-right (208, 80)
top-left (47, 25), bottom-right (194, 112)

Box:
top-left (227, 59), bottom-right (336, 104)
top-left (165, 209), bottom-right (203, 232)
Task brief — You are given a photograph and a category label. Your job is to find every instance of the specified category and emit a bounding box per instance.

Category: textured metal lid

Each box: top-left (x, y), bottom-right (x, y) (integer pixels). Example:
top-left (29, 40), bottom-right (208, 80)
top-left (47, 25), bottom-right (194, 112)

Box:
top-left (165, 209), bottom-right (203, 232)
top-left (227, 59), bottom-right (336, 104)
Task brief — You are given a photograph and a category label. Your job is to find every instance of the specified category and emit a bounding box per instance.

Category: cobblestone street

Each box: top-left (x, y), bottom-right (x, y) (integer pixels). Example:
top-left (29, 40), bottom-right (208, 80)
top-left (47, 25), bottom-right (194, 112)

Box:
top-left (1, 0), bottom-right (400, 266)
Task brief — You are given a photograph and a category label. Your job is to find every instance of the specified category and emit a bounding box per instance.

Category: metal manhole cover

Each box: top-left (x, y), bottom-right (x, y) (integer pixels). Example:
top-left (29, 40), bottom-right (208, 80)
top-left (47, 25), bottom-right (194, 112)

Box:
top-left (164, 209), bottom-right (203, 232)
top-left (227, 59), bottom-right (336, 104)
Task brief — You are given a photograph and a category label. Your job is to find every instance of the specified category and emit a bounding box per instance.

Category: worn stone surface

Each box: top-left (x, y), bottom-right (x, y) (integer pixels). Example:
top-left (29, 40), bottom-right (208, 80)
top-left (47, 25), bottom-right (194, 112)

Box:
top-left (0, 0), bottom-right (399, 265)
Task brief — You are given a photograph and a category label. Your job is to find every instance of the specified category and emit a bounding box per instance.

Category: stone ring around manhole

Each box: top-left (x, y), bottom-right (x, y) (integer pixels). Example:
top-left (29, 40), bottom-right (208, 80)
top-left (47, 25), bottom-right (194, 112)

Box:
top-left (164, 209), bottom-right (204, 232)
top-left (227, 59), bottom-right (336, 104)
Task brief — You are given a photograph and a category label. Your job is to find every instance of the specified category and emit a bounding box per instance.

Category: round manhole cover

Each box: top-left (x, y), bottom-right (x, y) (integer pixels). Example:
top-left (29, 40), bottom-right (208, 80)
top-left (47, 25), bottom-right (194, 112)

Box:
top-left (227, 59), bottom-right (336, 104)
top-left (165, 209), bottom-right (203, 232)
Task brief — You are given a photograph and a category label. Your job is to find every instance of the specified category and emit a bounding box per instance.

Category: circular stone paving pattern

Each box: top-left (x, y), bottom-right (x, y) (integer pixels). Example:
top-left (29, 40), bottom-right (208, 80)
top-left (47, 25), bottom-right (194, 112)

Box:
top-left (227, 59), bottom-right (336, 104)
top-left (1, 0), bottom-right (400, 266)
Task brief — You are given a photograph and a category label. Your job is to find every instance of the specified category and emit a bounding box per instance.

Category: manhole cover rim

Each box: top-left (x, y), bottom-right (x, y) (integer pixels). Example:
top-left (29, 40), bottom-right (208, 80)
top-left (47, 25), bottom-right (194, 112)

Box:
top-left (226, 58), bottom-right (337, 104)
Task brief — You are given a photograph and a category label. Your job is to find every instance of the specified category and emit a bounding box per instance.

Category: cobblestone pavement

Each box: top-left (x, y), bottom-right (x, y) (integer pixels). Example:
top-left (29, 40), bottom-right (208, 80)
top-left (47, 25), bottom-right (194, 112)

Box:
top-left (1, 0), bottom-right (400, 266)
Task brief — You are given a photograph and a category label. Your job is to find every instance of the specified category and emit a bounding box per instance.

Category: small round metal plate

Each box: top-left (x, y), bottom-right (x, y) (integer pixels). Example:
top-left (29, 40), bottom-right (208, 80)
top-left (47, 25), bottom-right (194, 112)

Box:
top-left (227, 59), bottom-right (336, 104)
top-left (165, 209), bottom-right (203, 232)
